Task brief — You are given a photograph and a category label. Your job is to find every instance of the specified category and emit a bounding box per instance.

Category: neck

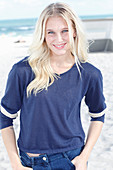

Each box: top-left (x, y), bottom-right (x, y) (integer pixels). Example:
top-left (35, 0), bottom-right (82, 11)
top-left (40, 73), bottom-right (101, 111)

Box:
top-left (50, 53), bottom-right (75, 67)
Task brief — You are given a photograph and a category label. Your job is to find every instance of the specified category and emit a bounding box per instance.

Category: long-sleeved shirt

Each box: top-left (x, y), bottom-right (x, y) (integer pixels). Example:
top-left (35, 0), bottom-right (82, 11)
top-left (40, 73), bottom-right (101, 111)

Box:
top-left (0, 57), bottom-right (106, 154)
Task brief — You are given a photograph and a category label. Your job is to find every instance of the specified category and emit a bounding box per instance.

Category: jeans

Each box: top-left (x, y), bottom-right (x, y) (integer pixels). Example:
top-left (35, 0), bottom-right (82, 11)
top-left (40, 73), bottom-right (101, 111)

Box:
top-left (19, 146), bottom-right (84, 170)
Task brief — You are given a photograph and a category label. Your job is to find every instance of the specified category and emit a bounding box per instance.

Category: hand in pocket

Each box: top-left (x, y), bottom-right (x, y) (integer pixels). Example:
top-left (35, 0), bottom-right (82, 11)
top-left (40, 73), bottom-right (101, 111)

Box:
top-left (71, 156), bottom-right (87, 170)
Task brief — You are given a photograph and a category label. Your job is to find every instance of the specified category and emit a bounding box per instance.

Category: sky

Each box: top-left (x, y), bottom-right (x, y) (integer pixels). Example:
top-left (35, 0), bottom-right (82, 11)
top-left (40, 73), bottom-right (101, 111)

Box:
top-left (0, 0), bottom-right (113, 20)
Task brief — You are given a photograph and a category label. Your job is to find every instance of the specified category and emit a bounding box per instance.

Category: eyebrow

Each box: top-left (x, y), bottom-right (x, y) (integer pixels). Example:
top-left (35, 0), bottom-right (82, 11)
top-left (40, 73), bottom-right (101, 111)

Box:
top-left (46, 27), bottom-right (68, 31)
top-left (46, 29), bottom-right (54, 32)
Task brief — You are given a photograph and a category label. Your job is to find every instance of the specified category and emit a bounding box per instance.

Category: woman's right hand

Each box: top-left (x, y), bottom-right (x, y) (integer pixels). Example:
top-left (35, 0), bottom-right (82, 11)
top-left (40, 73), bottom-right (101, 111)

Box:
top-left (21, 165), bottom-right (33, 170)
top-left (13, 163), bottom-right (33, 170)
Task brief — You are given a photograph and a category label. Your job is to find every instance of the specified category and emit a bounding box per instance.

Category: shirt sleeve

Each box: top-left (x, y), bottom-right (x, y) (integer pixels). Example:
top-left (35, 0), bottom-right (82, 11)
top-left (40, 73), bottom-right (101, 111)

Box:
top-left (85, 69), bottom-right (106, 123)
top-left (0, 64), bottom-right (25, 129)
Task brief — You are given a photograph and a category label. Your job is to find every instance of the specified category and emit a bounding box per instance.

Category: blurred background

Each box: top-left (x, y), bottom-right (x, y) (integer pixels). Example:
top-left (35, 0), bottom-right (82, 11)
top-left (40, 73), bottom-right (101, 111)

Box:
top-left (0, 0), bottom-right (113, 52)
top-left (0, 0), bottom-right (113, 170)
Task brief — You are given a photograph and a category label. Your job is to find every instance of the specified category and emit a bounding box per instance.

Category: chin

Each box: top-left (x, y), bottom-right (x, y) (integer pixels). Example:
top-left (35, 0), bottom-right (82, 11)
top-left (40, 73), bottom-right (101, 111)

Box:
top-left (53, 51), bottom-right (67, 56)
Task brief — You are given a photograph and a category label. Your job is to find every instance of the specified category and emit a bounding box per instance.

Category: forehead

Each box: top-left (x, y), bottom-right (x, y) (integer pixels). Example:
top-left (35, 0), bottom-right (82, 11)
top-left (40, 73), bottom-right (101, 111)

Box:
top-left (45, 16), bottom-right (68, 30)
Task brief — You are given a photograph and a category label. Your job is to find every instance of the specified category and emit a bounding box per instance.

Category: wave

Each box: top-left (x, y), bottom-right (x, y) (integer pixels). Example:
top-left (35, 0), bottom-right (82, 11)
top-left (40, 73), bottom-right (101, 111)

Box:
top-left (18, 26), bottom-right (34, 30)
top-left (0, 25), bottom-right (35, 36)
top-left (0, 28), bottom-right (7, 31)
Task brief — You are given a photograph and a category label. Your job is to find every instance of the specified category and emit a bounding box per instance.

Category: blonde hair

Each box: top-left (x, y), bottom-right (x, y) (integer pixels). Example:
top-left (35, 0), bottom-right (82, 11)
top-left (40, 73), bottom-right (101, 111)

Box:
top-left (27, 2), bottom-right (88, 96)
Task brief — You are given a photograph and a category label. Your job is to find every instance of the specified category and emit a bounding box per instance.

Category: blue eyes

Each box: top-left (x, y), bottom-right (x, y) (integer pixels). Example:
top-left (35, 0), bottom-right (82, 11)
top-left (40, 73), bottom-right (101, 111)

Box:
top-left (47, 30), bottom-right (68, 34)
top-left (62, 30), bottom-right (68, 33)
top-left (48, 31), bottom-right (54, 34)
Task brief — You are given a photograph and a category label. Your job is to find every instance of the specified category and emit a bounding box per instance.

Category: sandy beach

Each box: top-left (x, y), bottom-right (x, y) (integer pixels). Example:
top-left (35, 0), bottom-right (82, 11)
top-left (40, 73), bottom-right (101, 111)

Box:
top-left (0, 34), bottom-right (113, 170)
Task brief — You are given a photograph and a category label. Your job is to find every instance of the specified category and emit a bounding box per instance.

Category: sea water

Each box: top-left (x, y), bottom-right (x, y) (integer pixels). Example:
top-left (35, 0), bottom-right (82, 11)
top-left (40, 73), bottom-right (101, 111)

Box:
top-left (0, 14), bottom-right (113, 36)
top-left (0, 18), bottom-right (37, 36)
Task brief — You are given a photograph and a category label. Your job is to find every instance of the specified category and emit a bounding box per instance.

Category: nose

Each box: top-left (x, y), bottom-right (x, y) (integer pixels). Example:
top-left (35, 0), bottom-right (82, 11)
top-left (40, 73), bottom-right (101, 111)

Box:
top-left (56, 33), bottom-right (63, 42)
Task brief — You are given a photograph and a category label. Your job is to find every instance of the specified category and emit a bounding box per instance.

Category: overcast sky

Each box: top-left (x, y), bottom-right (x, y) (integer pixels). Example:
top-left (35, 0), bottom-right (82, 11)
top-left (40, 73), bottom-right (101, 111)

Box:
top-left (0, 0), bottom-right (113, 20)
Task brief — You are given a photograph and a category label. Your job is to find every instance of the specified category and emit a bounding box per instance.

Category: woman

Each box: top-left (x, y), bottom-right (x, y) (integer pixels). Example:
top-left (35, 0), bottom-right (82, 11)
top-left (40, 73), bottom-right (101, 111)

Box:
top-left (0, 2), bottom-right (106, 170)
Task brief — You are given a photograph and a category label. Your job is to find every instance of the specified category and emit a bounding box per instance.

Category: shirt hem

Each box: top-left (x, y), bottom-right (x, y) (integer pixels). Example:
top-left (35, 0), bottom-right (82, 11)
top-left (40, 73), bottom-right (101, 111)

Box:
top-left (18, 142), bottom-right (84, 154)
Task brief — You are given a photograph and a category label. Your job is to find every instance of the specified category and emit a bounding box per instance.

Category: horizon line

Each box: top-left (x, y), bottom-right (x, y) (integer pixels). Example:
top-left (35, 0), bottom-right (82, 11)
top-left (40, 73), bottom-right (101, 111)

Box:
top-left (0, 13), bottom-right (113, 21)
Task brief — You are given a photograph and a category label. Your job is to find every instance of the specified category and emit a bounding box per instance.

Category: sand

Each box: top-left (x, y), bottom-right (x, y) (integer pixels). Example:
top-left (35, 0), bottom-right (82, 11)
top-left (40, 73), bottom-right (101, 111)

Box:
top-left (0, 35), bottom-right (113, 170)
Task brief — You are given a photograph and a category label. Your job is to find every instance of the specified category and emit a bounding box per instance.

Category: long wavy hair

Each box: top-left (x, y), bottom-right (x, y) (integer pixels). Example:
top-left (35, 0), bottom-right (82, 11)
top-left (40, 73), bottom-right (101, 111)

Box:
top-left (27, 2), bottom-right (88, 96)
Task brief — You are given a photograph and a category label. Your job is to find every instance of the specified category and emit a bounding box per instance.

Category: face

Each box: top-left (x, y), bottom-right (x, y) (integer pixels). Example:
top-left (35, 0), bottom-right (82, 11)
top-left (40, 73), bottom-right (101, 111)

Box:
top-left (45, 16), bottom-right (76, 57)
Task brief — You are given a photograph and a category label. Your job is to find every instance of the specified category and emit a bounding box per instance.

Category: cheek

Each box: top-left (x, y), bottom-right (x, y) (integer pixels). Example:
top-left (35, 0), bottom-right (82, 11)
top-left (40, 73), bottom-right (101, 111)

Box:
top-left (62, 33), bottom-right (69, 41)
top-left (45, 36), bottom-right (54, 45)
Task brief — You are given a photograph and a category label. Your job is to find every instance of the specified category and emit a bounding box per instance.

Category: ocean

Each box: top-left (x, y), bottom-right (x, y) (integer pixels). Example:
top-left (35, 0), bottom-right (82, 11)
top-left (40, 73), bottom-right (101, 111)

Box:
top-left (0, 14), bottom-right (113, 36)
top-left (0, 18), bottom-right (37, 37)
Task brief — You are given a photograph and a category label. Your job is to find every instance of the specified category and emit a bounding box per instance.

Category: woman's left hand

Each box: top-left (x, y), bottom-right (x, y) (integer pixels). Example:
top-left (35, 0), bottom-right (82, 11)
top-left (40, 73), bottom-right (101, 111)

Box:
top-left (71, 155), bottom-right (87, 170)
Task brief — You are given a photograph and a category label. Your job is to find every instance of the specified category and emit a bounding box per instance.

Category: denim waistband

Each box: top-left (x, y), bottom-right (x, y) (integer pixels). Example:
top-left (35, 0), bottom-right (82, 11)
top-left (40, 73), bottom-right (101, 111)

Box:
top-left (19, 146), bottom-right (84, 164)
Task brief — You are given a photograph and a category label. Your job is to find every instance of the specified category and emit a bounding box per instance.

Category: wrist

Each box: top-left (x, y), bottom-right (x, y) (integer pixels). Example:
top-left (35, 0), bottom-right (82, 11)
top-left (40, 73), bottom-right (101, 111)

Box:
top-left (79, 152), bottom-right (89, 163)
top-left (12, 162), bottom-right (22, 170)
top-left (10, 156), bottom-right (22, 169)
top-left (79, 145), bottom-right (91, 162)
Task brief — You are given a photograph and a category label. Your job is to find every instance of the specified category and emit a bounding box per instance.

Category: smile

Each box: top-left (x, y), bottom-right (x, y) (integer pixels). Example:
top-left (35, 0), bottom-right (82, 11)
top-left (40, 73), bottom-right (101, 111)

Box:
top-left (53, 43), bottom-right (67, 49)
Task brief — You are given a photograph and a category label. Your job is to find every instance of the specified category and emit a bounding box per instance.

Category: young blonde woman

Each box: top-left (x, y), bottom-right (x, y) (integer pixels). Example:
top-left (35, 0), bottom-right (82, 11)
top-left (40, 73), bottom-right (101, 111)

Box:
top-left (0, 2), bottom-right (106, 170)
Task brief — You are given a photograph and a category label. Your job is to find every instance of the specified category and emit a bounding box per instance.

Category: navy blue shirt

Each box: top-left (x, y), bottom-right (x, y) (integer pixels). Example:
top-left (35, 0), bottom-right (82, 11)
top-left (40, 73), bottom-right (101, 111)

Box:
top-left (0, 57), bottom-right (106, 154)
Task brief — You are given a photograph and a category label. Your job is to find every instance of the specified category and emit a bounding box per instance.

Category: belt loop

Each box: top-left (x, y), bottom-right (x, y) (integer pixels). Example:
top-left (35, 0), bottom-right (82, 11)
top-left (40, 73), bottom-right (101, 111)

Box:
top-left (31, 157), bottom-right (34, 166)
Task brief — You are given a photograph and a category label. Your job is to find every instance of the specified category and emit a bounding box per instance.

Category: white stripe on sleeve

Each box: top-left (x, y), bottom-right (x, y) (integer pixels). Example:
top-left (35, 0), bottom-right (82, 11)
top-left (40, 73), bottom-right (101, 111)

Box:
top-left (89, 109), bottom-right (106, 118)
top-left (1, 106), bottom-right (18, 118)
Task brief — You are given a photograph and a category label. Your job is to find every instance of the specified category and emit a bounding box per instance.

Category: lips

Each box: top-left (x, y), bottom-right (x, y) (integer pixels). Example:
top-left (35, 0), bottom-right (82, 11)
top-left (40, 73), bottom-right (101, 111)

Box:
top-left (53, 43), bottom-right (67, 49)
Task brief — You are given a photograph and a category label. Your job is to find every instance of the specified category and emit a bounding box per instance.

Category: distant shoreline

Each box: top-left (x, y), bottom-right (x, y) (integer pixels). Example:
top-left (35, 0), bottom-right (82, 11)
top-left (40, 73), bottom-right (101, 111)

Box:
top-left (83, 18), bottom-right (113, 22)
top-left (0, 14), bottom-right (113, 21)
